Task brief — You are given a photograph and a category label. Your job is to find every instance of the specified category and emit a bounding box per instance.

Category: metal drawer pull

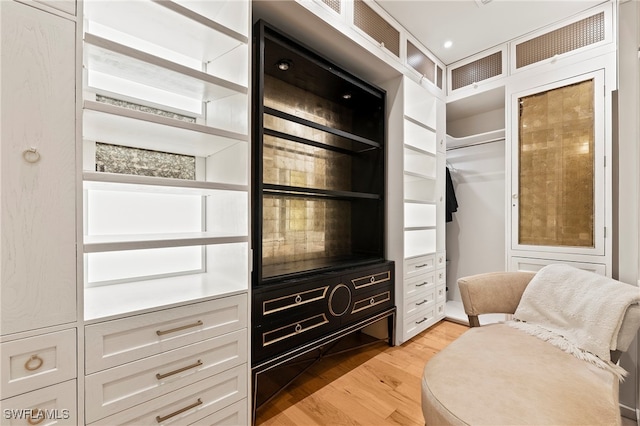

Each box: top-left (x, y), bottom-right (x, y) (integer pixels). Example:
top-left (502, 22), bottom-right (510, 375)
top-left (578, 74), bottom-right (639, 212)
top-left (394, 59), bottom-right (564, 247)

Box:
top-left (155, 398), bottom-right (202, 423)
top-left (416, 263), bottom-right (428, 268)
top-left (416, 317), bottom-right (428, 324)
top-left (23, 147), bottom-right (40, 163)
top-left (27, 409), bottom-right (44, 425)
top-left (295, 295), bottom-right (302, 303)
top-left (156, 360), bottom-right (203, 380)
top-left (24, 354), bottom-right (44, 371)
top-left (156, 320), bottom-right (203, 336)
top-left (416, 281), bottom-right (428, 287)
top-left (370, 276), bottom-right (375, 283)
top-left (295, 324), bottom-right (302, 333)
top-left (416, 299), bottom-right (428, 306)
top-left (370, 298), bottom-right (375, 305)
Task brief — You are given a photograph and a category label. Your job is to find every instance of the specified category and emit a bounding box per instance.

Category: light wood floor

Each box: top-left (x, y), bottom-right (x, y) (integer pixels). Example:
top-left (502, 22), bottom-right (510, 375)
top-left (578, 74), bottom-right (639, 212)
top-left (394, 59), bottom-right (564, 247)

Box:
top-left (255, 320), bottom-right (469, 426)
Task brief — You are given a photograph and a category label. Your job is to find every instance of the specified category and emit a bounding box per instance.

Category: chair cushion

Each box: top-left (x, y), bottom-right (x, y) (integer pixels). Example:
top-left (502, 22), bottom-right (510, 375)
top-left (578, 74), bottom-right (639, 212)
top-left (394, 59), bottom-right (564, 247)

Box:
top-left (422, 324), bottom-right (620, 426)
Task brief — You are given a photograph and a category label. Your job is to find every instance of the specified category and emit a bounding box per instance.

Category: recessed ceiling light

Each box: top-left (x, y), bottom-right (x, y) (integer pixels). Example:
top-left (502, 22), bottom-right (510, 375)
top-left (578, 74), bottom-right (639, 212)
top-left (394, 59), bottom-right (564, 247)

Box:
top-left (276, 59), bottom-right (292, 71)
top-left (444, 40), bottom-right (453, 49)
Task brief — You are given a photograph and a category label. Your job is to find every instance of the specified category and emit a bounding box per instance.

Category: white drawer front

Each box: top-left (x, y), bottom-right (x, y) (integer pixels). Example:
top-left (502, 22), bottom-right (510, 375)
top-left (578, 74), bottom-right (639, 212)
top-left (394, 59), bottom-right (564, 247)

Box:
top-left (1, 329), bottom-right (76, 399)
top-left (85, 329), bottom-right (247, 423)
top-left (404, 290), bottom-right (435, 319)
top-left (404, 255), bottom-right (435, 276)
top-left (403, 306), bottom-right (436, 341)
top-left (404, 272), bottom-right (435, 300)
top-left (89, 364), bottom-right (247, 425)
top-left (85, 294), bottom-right (247, 373)
top-left (436, 302), bottom-right (446, 319)
top-left (0, 380), bottom-right (76, 425)
top-left (436, 268), bottom-right (445, 286)
top-left (187, 399), bottom-right (247, 426)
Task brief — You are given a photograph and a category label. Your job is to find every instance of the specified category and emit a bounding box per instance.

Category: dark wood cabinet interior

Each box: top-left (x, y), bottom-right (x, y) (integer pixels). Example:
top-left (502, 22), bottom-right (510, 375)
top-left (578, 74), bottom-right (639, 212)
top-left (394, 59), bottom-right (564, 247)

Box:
top-left (252, 20), bottom-right (387, 285)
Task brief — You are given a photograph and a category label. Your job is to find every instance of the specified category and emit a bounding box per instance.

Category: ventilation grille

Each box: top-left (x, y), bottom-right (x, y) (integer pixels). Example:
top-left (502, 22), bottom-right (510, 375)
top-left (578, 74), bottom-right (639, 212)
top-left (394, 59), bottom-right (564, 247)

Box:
top-left (353, 0), bottom-right (400, 57)
top-left (451, 51), bottom-right (502, 90)
top-left (407, 41), bottom-right (435, 83)
top-left (516, 12), bottom-right (605, 68)
top-left (320, 0), bottom-right (340, 14)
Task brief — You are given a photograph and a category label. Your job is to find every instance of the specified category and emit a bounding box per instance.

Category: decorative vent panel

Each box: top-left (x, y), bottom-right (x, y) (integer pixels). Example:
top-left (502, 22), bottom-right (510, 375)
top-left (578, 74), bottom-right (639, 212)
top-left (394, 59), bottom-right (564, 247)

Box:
top-left (451, 51), bottom-right (502, 90)
top-left (353, 0), bottom-right (400, 57)
top-left (407, 40), bottom-right (435, 83)
top-left (436, 66), bottom-right (443, 90)
top-left (516, 12), bottom-right (605, 68)
top-left (320, 0), bottom-right (341, 13)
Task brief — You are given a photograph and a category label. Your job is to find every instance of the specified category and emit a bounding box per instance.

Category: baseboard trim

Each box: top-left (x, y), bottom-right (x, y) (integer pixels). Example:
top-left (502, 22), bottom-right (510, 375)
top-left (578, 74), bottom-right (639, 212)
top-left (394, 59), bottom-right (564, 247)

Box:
top-left (620, 403), bottom-right (637, 421)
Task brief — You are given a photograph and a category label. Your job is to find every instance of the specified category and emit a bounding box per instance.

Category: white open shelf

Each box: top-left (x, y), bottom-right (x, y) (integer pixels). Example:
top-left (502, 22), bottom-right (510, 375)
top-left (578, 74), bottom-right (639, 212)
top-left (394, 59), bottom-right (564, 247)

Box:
top-left (404, 117), bottom-right (436, 154)
top-left (84, 233), bottom-right (247, 253)
top-left (83, 172), bottom-right (248, 194)
top-left (84, 242), bottom-right (249, 321)
top-left (83, 101), bottom-right (247, 158)
top-left (404, 174), bottom-right (437, 202)
top-left (404, 202), bottom-right (437, 228)
top-left (404, 146), bottom-right (436, 179)
top-left (84, 0), bottom-right (248, 65)
top-left (84, 34), bottom-right (247, 102)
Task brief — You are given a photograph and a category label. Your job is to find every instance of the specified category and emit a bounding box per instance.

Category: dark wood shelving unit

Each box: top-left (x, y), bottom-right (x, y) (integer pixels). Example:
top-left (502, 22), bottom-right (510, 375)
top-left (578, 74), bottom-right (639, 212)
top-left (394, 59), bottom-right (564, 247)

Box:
top-left (251, 20), bottom-right (395, 422)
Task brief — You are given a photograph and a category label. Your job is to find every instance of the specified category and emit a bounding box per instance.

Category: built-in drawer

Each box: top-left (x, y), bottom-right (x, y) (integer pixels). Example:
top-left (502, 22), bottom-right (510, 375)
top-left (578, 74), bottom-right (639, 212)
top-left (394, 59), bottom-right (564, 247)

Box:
top-left (1, 329), bottom-right (76, 399)
top-left (404, 289), bottom-right (436, 319)
top-left (0, 379), bottom-right (77, 425)
top-left (187, 399), bottom-right (247, 426)
top-left (404, 272), bottom-right (435, 300)
top-left (85, 294), bottom-right (247, 374)
top-left (403, 304), bottom-right (436, 341)
top-left (436, 268), bottom-right (445, 286)
top-left (88, 364), bottom-right (247, 425)
top-left (85, 329), bottom-right (247, 423)
top-left (436, 302), bottom-right (446, 319)
top-left (405, 254), bottom-right (435, 276)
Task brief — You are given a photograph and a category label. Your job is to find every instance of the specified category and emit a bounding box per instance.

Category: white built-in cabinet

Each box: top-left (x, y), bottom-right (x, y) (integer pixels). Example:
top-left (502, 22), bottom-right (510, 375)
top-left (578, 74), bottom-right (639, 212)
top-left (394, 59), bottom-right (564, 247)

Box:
top-left (386, 76), bottom-right (446, 345)
top-left (2, 0), bottom-right (251, 424)
top-left (0, 1), bottom-right (78, 423)
top-left (80, 0), bottom-right (251, 424)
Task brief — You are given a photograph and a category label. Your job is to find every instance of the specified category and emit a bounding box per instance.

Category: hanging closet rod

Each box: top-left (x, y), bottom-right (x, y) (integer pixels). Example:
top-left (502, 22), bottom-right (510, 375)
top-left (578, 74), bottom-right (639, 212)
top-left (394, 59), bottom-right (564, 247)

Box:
top-left (445, 129), bottom-right (506, 151)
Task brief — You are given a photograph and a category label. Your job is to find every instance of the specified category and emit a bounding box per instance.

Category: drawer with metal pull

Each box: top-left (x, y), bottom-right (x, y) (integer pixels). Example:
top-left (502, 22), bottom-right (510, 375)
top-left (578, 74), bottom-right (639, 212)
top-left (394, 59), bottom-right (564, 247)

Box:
top-left (404, 272), bottom-right (435, 300)
top-left (405, 254), bottom-right (435, 276)
top-left (85, 329), bottom-right (247, 423)
top-left (0, 379), bottom-right (77, 425)
top-left (85, 294), bottom-right (247, 374)
top-left (0, 328), bottom-right (76, 399)
top-left (88, 365), bottom-right (247, 425)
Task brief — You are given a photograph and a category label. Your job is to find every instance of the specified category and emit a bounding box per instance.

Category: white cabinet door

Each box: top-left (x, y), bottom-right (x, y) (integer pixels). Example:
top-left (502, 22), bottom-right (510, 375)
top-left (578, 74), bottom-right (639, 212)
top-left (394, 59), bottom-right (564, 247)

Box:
top-left (0, 1), bottom-right (76, 335)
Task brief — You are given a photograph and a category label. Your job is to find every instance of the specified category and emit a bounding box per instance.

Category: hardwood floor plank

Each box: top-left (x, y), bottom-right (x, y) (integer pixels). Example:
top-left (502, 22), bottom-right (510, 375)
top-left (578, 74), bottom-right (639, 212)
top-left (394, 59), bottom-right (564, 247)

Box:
top-left (255, 320), bottom-right (468, 425)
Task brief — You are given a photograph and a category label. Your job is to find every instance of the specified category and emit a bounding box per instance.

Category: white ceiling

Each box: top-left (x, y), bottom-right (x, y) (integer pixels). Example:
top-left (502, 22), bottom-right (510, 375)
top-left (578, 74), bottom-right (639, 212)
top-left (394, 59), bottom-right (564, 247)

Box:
top-left (376, 0), bottom-right (607, 65)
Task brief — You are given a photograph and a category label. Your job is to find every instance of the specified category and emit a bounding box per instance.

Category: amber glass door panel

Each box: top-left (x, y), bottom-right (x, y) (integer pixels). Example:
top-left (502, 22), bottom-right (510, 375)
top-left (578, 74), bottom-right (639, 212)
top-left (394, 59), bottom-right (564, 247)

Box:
top-left (511, 71), bottom-right (605, 255)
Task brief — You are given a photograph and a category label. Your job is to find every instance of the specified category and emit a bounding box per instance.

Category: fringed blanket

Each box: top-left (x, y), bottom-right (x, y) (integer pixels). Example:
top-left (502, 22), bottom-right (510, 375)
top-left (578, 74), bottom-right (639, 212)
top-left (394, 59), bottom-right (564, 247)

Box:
top-left (507, 264), bottom-right (640, 380)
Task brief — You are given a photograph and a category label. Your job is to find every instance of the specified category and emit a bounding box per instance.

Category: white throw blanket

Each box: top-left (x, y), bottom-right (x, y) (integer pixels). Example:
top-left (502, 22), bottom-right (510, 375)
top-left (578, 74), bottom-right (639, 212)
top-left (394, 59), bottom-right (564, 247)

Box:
top-left (508, 264), bottom-right (640, 379)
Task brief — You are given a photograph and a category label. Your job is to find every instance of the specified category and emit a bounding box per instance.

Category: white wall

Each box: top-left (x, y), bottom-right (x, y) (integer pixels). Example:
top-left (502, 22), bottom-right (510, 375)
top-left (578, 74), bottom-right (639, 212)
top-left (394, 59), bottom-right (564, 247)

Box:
top-left (445, 139), bottom-right (506, 303)
top-left (617, 0), bottom-right (640, 419)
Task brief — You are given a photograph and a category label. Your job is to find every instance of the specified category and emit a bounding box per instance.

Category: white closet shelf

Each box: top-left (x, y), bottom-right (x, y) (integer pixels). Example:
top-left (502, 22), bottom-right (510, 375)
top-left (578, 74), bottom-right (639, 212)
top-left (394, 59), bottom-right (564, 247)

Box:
top-left (404, 226), bottom-right (437, 231)
top-left (84, 172), bottom-right (247, 194)
top-left (404, 199), bottom-right (437, 205)
top-left (83, 101), bottom-right (247, 158)
top-left (84, 233), bottom-right (248, 253)
top-left (84, 0), bottom-right (247, 64)
top-left (84, 273), bottom-right (247, 322)
top-left (404, 171), bottom-right (437, 181)
top-left (84, 34), bottom-right (247, 102)
top-left (403, 144), bottom-right (437, 157)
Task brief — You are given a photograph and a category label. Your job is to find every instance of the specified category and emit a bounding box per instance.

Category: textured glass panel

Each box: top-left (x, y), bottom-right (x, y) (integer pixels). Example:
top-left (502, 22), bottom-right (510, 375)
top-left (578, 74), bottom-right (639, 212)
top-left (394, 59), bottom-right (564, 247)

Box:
top-left (451, 51), bottom-right (502, 90)
top-left (407, 40), bottom-right (435, 83)
top-left (518, 79), bottom-right (594, 247)
top-left (353, 0), bottom-right (400, 57)
top-left (95, 143), bottom-right (196, 179)
top-left (320, 0), bottom-right (340, 13)
top-left (516, 12), bottom-right (605, 68)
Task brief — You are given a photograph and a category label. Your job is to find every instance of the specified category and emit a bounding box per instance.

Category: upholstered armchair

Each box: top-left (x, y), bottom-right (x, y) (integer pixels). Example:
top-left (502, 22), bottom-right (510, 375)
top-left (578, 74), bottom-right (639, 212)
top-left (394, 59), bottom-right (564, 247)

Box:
top-left (421, 265), bottom-right (640, 426)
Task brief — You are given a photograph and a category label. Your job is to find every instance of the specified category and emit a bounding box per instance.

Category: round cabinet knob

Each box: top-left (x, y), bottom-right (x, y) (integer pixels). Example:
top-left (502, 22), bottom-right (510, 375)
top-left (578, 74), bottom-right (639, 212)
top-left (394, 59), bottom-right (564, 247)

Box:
top-left (24, 354), bottom-right (43, 371)
top-left (294, 324), bottom-right (302, 333)
top-left (295, 294), bottom-right (302, 304)
top-left (369, 298), bottom-right (375, 305)
top-left (23, 147), bottom-right (40, 163)
top-left (512, 194), bottom-right (519, 199)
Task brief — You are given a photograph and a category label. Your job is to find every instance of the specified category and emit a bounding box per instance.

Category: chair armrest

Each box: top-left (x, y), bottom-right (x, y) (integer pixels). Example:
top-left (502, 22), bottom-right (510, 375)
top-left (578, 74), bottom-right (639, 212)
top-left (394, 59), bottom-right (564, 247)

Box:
top-left (458, 271), bottom-right (536, 326)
